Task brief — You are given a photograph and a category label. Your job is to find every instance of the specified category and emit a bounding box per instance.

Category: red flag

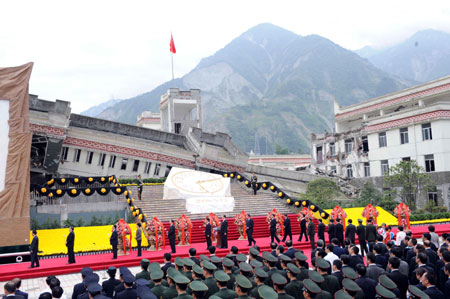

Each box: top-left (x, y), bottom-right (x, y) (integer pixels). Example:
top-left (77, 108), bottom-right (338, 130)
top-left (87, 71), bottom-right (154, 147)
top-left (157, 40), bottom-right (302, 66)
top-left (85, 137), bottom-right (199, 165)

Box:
top-left (170, 34), bottom-right (176, 54)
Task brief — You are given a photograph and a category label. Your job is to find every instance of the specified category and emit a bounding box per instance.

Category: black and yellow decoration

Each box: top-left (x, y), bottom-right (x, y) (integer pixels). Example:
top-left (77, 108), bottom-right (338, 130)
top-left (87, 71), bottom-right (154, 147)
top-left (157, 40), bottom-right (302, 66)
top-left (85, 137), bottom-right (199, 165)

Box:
top-left (32, 175), bottom-right (149, 225)
top-left (223, 172), bottom-right (329, 220)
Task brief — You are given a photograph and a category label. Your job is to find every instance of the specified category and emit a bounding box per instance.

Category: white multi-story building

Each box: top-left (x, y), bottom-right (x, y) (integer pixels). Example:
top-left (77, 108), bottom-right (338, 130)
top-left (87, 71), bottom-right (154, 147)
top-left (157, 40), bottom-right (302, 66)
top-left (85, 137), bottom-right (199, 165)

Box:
top-left (312, 75), bottom-right (450, 207)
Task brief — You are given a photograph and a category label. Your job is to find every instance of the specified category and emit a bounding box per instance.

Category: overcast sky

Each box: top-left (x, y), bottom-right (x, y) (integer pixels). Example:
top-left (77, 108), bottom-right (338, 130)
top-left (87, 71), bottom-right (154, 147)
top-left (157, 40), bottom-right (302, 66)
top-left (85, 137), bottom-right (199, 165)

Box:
top-left (2, 0), bottom-right (450, 113)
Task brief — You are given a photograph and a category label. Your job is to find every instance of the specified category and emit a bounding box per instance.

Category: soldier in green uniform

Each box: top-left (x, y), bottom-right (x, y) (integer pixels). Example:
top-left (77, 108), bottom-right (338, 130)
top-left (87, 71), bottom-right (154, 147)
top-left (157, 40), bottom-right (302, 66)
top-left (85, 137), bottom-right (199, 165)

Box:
top-left (136, 259), bottom-right (151, 281)
top-left (294, 252), bottom-right (309, 281)
top-left (222, 258), bottom-right (236, 290)
top-left (249, 268), bottom-right (269, 299)
top-left (174, 274), bottom-right (193, 299)
top-left (234, 274), bottom-right (253, 299)
top-left (250, 259), bottom-right (263, 270)
top-left (233, 254), bottom-right (247, 275)
top-left (285, 263), bottom-right (303, 299)
top-left (407, 285), bottom-right (429, 299)
top-left (333, 290), bottom-right (352, 299)
top-left (257, 285), bottom-right (278, 299)
top-left (203, 261), bottom-right (219, 298)
top-left (187, 265), bottom-right (205, 295)
top-left (316, 258), bottom-right (339, 296)
top-left (238, 262), bottom-right (256, 289)
top-left (302, 279), bottom-right (321, 299)
top-left (200, 254), bottom-right (210, 267)
top-left (212, 270), bottom-right (237, 299)
top-left (263, 252), bottom-right (285, 287)
top-left (272, 273), bottom-right (295, 299)
top-left (211, 256), bottom-right (223, 271)
top-left (152, 269), bottom-right (169, 299)
top-left (375, 285), bottom-right (396, 299)
top-left (249, 247), bottom-right (262, 263)
top-left (308, 270), bottom-right (332, 299)
top-left (163, 268), bottom-right (181, 299)
top-left (342, 278), bottom-right (364, 299)
top-left (175, 257), bottom-right (186, 276)
top-left (378, 275), bottom-right (401, 299)
top-left (279, 254), bottom-right (292, 271)
top-left (184, 258), bottom-right (195, 281)
top-left (189, 280), bottom-right (208, 299)
top-left (342, 267), bottom-right (358, 281)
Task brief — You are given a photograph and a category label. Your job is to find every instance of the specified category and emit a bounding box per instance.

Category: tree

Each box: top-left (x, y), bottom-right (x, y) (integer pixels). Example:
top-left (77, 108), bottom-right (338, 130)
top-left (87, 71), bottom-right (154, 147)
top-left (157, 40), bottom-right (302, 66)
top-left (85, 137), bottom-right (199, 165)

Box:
top-left (384, 160), bottom-right (431, 210)
top-left (301, 178), bottom-right (339, 209)
top-left (354, 182), bottom-right (383, 206)
top-left (275, 144), bottom-right (290, 155)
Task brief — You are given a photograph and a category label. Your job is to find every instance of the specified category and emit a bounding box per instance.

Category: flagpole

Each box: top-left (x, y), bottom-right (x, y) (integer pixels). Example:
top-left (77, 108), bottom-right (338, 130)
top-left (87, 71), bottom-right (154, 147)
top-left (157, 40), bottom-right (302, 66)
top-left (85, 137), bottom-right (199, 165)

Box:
top-left (171, 52), bottom-right (174, 81)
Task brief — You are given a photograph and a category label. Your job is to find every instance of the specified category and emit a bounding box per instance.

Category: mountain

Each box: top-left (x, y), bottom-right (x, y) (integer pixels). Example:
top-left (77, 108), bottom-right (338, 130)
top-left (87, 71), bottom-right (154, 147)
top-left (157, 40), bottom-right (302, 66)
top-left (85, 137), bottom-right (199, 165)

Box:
top-left (354, 45), bottom-right (380, 59)
top-left (80, 99), bottom-right (123, 117)
top-left (95, 23), bottom-right (411, 153)
top-left (360, 29), bottom-right (450, 82)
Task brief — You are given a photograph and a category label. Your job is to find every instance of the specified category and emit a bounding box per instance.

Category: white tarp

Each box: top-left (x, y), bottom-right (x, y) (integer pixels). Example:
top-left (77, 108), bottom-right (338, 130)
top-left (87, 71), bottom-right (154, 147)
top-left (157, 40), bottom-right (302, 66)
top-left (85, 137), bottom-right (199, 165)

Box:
top-left (163, 167), bottom-right (234, 214)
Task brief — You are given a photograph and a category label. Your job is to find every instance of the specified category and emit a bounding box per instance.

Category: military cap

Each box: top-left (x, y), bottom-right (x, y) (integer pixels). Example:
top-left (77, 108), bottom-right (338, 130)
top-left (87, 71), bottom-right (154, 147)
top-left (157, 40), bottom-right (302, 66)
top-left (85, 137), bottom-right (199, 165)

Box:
top-left (279, 254), bottom-right (292, 263)
top-left (316, 258), bottom-right (330, 270)
top-left (209, 296), bottom-right (222, 299)
top-left (264, 253), bottom-right (277, 263)
top-left (378, 274), bottom-right (397, 290)
top-left (258, 285), bottom-right (278, 299)
top-left (295, 251), bottom-right (308, 261)
top-left (249, 247), bottom-right (260, 256)
top-left (173, 274), bottom-right (190, 284)
top-left (239, 262), bottom-right (252, 273)
top-left (302, 279), bottom-right (321, 294)
top-left (189, 280), bottom-right (208, 292)
top-left (222, 257), bottom-right (234, 268)
top-left (119, 267), bottom-right (131, 276)
top-left (106, 266), bottom-right (116, 274)
top-left (193, 264), bottom-right (204, 275)
top-left (287, 263), bottom-right (300, 274)
top-left (308, 270), bottom-right (325, 283)
top-left (342, 278), bottom-right (361, 292)
top-left (87, 283), bottom-right (102, 293)
top-left (235, 274), bottom-right (252, 289)
top-left (83, 273), bottom-right (100, 285)
top-left (123, 274), bottom-right (136, 284)
top-left (236, 253), bottom-right (247, 262)
top-left (203, 260), bottom-right (217, 271)
top-left (272, 273), bottom-right (288, 285)
top-left (334, 289), bottom-right (352, 299)
top-left (199, 254), bottom-right (210, 261)
top-left (375, 285), bottom-right (396, 299)
top-left (357, 219), bottom-right (363, 223)
top-left (254, 267), bottom-right (269, 278)
top-left (214, 270), bottom-right (231, 282)
top-left (250, 259), bottom-right (263, 268)
top-left (408, 285), bottom-right (430, 299)
top-left (175, 257), bottom-right (184, 267)
top-left (136, 278), bottom-right (150, 286)
top-left (81, 267), bottom-right (94, 276)
top-left (342, 267), bottom-right (358, 280)
top-left (137, 286), bottom-right (153, 299)
top-left (211, 256), bottom-right (222, 264)
top-left (167, 267), bottom-right (181, 279)
top-left (140, 258), bottom-right (150, 267)
top-left (184, 258), bottom-right (195, 267)
top-left (151, 269), bottom-right (164, 280)
top-left (149, 262), bottom-right (160, 272)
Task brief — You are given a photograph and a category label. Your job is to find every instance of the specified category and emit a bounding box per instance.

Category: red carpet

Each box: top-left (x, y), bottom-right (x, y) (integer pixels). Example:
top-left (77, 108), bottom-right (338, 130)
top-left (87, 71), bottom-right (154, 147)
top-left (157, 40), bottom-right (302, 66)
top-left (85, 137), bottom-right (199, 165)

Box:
top-left (0, 222), bottom-right (447, 281)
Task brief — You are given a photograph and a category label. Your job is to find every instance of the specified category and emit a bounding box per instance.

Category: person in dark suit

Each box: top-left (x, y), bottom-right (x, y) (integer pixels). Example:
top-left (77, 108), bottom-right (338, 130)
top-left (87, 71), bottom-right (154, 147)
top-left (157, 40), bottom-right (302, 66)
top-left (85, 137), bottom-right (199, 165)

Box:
top-left (117, 274), bottom-right (137, 299)
top-left (168, 219), bottom-right (176, 253)
top-left (348, 245), bottom-right (364, 269)
top-left (102, 266), bottom-right (121, 298)
top-left (345, 219), bottom-right (356, 244)
top-left (282, 214), bottom-right (292, 242)
top-left (66, 226), bottom-right (75, 264)
top-left (444, 263), bottom-right (450, 298)
top-left (317, 219), bottom-right (326, 244)
top-left (387, 257), bottom-right (409, 299)
top-left (374, 244), bottom-right (388, 270)
top-left (298, 214), bottom-right (308, 242)
top-left (161, 253), bottom-right (174, 278)
top-left (328, 219), bottom-right (335, 244)
top-left (246, 214), bottom-right (256, 246)
top-left (135, 222), bottom-right (143, 257)
top-left (220, 215), bottom-right (228, 248)
top-left (355, 264), bottom-right (377, 299)
top-left (110, 225), bottom-right (118, 259)
top-left (29, 230), bottom-right (39, 268)
top-left (3, 281), bottom-right (20, 298)
top-left (366, 219), bottom-right (378, 252)
top-left (307, 217), bottom-right (315, 250)
top-left (422, 271), bottom-right (445, 299)
top-left (356, 219), bottom-right (368, 258)
top-left (12, 278), bottom-right (28, 299)
top-left (205, 218), bottom-right (212, 249)
top-left (251, 173), bottom-right (258, 195)
top-left (335, 218), bottom-right (344, 247)
top-left (270, 213), bottom-right (281, 244)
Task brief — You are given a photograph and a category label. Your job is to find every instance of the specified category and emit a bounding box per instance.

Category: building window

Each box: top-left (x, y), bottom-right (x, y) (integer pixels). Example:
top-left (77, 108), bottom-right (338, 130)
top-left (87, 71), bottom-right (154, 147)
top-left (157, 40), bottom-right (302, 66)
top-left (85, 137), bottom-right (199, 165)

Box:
top-left (98, 153), bottom-right (106, 166)
top-left (132, 160), bottom-right (140, 172)
top-left (346, 165), bottom-right (353, 178)
top-left (400, 127), bottom-right (409, 144)
top-left (154, 163), bottom-right (161, 176)
top-left (61, 147), bottom-right (69, 161)
top-left (402, 157), bottom-right (410, 161)
top-left (109, 155), bottom-right (116, 168)
top-left (73, 149), bottom-right (81, 162)
top-left (428, 187), bottom-right (438, 205)
top-left (345, 139), bottom-right (353, 153)
top-left (330, 166), bottom-right (337, 175)
top-left (422, 123), bottom-right (432, 140)
top-left (86, 151), bottom-right (94, 164)
top-left (316, 146), bottom-right (323, 164)
top-left (424, 154), bottom-right (435, 172)
top-left (378, 132), bottom-right (387, 147)
top-left (329, 143), bottom-right (336, 156)
top-left (121, 158), bottom-right (128, 170)
top-left (165, 165), bottom-right (172, 177)
top-left (381, 160), bottom-right (389, 176)
top-left (362, 136), bottom-right (369, 152)
top-left (364, 162), bottom-right (370, 177)
top-left (144, 162), bottom-right (152, 174)
top-left (174, 123), bottom-right (181, 134)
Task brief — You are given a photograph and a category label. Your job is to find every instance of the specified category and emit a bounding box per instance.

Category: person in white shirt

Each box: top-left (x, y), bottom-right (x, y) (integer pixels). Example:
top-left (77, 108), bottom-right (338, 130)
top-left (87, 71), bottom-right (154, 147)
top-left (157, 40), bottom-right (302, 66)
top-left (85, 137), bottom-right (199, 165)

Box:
top-left (428, 225), bottom-right (440, 248)
top-left (324, 244), bottom-right (339, 266)
top-left (395, 225), bottom-right (406, 246)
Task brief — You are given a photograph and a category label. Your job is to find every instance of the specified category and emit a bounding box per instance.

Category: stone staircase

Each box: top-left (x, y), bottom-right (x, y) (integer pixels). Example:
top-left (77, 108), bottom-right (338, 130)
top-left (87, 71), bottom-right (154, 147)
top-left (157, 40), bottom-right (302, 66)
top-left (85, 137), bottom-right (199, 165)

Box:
top-left (126, 182), bottom-right (295, 222)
